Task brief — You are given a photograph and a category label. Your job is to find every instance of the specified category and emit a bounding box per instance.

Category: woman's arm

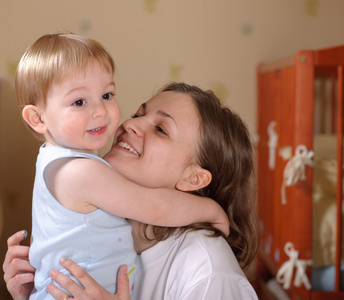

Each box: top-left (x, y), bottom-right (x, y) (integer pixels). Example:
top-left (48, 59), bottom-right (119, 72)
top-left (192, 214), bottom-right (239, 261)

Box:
top-left (49, 159), bottom-right (230, 236)
top-left (47, 258), bottom-right (130, 300)
top-left (3, 230), bottom-right (35, 300)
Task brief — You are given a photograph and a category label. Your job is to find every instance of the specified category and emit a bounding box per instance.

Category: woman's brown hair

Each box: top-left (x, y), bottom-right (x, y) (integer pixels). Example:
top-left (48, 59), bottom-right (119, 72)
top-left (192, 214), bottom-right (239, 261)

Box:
top-left (144, 82), bottom-right (259, 270)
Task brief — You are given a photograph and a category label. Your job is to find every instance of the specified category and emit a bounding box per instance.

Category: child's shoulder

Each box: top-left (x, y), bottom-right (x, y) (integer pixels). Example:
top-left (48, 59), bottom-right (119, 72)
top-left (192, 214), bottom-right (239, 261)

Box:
top-left (39, 145), bottom-right (110, 168)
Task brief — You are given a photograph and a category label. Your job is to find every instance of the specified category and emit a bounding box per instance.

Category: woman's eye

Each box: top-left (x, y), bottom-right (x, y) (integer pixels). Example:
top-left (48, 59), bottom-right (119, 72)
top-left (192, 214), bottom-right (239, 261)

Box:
top-left (73, 99), bottom-right (86, 106)
top-left (131, 113), bottom-right (140, 119)
top-left (102, 93), bottom-right (114, 100)
top-left (156, 126), bottom-right (167, 136)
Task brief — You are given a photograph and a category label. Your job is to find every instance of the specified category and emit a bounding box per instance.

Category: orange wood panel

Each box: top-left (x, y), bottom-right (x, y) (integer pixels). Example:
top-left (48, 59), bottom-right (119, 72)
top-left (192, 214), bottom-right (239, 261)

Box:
top-left (311, 291), bottom-right (344, 300)
top-left (335, 65), bottom-right (343, 292)
top-left (256, 45), bottom-right (344, 300)
top-left (292, 50), bottom-right (314, 258)
top-left (315, 45), bottom-right (344, 66)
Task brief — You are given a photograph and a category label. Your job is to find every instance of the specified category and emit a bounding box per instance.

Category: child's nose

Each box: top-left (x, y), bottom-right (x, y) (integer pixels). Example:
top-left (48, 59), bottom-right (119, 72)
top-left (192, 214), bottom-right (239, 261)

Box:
top-left (92, 101), bottom-right (107, 118)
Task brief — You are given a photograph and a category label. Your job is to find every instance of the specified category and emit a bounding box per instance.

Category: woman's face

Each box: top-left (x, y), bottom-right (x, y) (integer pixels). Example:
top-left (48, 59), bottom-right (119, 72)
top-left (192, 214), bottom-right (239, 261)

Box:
top-left (104, 91), bottom-right (201, 189)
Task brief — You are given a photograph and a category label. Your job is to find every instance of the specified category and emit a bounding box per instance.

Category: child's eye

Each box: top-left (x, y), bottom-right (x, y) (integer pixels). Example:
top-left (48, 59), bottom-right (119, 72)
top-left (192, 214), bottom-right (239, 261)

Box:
top-left (131, 113), bottom-right (141, 118)
top-left (73, 99), bottom-right (86, 107)
top-left (102, 93), bottom-right (114, 100)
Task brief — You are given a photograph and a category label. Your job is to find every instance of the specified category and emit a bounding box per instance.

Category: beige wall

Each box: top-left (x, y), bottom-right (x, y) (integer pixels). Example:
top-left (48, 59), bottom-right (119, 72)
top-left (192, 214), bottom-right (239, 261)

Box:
top-left (1, 0), bottom-right (344, 298)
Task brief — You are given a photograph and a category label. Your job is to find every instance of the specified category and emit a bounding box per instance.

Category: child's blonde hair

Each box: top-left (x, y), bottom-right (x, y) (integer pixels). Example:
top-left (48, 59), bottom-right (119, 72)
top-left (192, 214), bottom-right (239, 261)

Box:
top-left (15, 33), bottom-right (115, 139)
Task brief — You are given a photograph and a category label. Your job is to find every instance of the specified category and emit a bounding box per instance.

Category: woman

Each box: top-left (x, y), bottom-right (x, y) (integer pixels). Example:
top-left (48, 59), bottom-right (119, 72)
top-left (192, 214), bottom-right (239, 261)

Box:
top-left (4, 82), bottom-right (259, 299)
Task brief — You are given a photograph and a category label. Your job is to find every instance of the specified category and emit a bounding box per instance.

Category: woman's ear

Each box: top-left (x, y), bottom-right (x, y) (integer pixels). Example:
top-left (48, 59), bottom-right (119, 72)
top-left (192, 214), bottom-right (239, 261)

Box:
top-left (176, 166), bottom-right (212, 192)
top-left (22, 105), bottom-right (47, 134)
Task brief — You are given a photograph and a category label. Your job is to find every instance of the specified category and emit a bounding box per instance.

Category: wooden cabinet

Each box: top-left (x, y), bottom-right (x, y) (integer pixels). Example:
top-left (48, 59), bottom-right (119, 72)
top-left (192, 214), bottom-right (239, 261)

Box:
top-left (256, 46), bottom-right (344, 299)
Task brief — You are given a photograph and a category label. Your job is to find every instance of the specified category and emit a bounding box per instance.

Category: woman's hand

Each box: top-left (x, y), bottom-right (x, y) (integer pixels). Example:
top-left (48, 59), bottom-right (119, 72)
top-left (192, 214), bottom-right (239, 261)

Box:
top-left (3, 230), bottom-right (35, 300)
top-left (47, 258), bottom-right (131, 300)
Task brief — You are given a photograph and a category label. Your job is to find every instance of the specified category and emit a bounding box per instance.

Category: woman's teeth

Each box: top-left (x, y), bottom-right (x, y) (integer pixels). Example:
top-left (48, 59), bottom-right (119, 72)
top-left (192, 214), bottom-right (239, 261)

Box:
top-left (118, 141), bottom-right (140, 156)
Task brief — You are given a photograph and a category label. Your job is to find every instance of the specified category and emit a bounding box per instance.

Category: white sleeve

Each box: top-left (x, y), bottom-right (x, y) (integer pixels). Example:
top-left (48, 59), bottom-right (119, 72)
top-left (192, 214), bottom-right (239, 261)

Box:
top-left (180, 274), bottom-right (258, 300)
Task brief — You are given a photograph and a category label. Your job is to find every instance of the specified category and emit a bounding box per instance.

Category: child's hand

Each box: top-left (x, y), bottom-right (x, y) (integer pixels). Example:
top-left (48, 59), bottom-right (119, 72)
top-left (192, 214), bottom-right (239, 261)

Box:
top-left (211, 205), bottom-right (230, 237)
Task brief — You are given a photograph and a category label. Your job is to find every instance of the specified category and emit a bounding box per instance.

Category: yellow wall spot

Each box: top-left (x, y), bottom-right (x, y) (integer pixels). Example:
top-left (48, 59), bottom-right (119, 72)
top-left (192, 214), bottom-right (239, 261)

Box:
top-left (79, 19), bottom-right (92, 35)
top-left (169, 63), bottom-right (183, 81)
top-left (210, 82), bottom-right (229, 103)
top-left (6, 60), bottom-right (18, 77)
top-left (304, 0), bottom-right (319, 17)
top-left (241, 23), bottom-right (253, 36)
top-left (143, 0), bottom-right (158, 13)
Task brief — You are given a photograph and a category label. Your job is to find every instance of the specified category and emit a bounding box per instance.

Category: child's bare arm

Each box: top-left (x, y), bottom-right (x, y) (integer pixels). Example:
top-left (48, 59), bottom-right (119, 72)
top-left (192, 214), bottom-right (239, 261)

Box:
top-left (48, 158), bottom-right (229, 236)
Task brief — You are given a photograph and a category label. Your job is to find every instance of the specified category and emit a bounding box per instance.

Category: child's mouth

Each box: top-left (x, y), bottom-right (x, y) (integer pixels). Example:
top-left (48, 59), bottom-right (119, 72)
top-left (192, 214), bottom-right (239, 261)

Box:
top-left (88, 126), bottom-right (106, 135)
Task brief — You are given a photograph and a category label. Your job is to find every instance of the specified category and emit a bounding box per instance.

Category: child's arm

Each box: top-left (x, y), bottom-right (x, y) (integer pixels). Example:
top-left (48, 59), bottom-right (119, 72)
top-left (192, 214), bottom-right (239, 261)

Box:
top-left (46, 158), bottom-right (229, 236)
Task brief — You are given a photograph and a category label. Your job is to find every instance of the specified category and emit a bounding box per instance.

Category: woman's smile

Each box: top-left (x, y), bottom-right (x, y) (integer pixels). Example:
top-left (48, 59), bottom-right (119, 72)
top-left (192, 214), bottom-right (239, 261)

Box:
top-left (117, 141), bottom-right (140, 156)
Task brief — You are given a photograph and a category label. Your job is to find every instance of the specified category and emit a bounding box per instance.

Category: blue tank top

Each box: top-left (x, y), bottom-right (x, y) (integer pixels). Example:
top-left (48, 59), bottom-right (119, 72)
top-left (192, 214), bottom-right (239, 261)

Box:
top-left (29, 145), bottom-right (138, 299)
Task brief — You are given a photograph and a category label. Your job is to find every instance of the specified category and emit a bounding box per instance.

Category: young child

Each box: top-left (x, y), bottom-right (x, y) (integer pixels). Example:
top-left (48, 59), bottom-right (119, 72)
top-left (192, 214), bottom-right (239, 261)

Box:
top-left (15, 33), bottom-right (229, 299)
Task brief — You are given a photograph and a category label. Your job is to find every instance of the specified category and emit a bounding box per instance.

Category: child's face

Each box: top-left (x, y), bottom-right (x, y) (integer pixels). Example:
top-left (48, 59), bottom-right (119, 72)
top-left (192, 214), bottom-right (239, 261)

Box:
top-left (104, 91), bottom-right (201, 189)
top-left (40, 60), bottom-right (119, 152)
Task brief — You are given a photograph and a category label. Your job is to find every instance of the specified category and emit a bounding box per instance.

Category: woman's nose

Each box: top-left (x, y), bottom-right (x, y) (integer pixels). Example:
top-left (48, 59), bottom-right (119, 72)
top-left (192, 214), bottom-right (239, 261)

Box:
top-left (122, 118), bottom-right (142, 135)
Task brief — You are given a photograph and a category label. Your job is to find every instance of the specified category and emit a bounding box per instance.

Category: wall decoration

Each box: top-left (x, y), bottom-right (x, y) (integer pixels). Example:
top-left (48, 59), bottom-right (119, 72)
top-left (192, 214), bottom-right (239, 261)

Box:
top-left (276, 242), bottom-right (312, 290)
top-left (143, 0), bottom-right (158, 13)
top-left (79, 19), bottom-right (92, 35)
top-left (281, 145), bottom-right (314, 204)
top-left (6, 59), bottom-right (18, 78)
top-left (304, 0), bottom-right (319, 17)
top-left (210, 82), bottom-right (229, 103)
top-left (168, 63), bottom-right (183, 81)
top-left (241, 22), bottom-right (253, 37)
top-left (267, 121), bottom-right (278, 170)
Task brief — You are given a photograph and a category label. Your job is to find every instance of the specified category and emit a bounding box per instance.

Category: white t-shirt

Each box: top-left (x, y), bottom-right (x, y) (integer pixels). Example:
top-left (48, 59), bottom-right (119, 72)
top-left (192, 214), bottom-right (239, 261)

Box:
top-left (134, 229), bottom-right (258, 300)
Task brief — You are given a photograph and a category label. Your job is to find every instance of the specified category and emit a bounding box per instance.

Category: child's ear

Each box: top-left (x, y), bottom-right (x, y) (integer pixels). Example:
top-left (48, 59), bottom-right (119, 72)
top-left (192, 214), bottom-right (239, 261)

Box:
top-left (176, 167), bottom-right (212, 192)
top-left (22, 105), bottom-right (47, 134)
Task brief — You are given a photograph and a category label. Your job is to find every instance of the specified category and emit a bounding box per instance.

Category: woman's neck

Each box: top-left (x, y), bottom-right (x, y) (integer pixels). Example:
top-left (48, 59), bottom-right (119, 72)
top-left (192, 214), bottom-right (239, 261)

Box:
top-left (128, 220), bottom-right (159, 254)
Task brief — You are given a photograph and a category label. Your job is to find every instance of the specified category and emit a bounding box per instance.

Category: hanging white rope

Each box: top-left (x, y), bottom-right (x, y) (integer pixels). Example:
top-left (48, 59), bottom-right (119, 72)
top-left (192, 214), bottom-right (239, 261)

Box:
top-left (276, 242), bottom-right (312, 290)
top-left (267, 121), bottom-right (278, 170)
top-left (281, 145), bottom-right (314, 204)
